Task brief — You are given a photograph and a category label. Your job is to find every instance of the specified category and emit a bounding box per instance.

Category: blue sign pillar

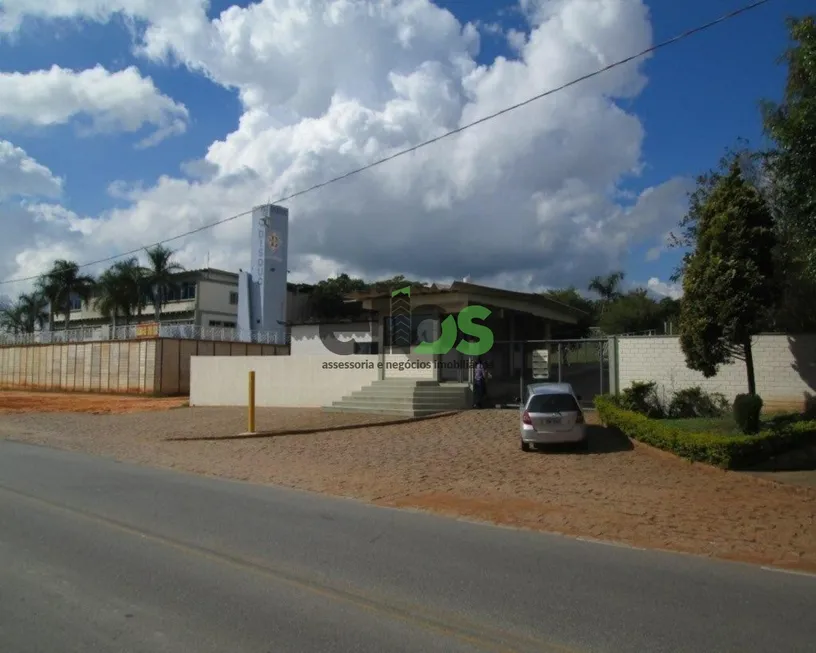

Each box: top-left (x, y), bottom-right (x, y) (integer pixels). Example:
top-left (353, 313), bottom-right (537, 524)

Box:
top-left (236, 204), bottom-right (289, 343)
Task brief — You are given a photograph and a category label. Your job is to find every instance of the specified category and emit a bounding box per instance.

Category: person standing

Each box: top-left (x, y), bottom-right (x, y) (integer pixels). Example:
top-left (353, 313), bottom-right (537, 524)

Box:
top-left (473, 358), bottom-right (487, 408)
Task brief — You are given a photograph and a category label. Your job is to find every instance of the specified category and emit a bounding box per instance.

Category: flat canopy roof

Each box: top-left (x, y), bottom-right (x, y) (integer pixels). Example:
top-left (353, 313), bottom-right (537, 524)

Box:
top-left (347, 281), bottom-right (586, 325)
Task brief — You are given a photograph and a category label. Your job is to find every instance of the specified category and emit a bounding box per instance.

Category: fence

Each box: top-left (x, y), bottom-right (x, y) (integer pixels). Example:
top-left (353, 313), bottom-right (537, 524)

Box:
top-left (0, 338), bottom-right (289, 395)
top-left (0, 322), bottom-right (288, 346)
top-left (481, 339), bottom-right (609, 407)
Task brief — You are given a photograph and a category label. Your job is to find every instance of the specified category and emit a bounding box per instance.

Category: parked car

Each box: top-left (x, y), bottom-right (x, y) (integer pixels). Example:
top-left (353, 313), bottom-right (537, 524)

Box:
top-left (519, 382), bottom-right (587, 451)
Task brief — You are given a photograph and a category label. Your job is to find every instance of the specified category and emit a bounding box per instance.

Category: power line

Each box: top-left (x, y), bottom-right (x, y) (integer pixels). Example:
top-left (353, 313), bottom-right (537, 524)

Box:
top-left (0, 0), bottom-right (774, 287)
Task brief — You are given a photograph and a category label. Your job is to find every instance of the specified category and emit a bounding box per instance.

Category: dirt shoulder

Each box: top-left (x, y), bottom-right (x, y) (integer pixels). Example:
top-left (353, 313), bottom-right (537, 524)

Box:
top-left (0, 398), bottom-right (814, 573)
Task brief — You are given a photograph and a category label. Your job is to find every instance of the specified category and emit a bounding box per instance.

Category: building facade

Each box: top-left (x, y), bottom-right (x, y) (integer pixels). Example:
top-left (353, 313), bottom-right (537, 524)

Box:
top-left (56, 268), bottom-right (312, 331)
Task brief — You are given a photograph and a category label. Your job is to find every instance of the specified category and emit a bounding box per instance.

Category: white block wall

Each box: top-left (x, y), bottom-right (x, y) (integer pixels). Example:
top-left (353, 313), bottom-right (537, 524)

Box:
top-left (190, 355), bottom-right (379, 407)
top-left (617, 334), bottom-right (816, 406)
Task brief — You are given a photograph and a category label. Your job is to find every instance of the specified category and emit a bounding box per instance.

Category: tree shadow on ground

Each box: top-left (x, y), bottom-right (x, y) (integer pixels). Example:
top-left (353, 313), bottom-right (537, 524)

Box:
top-left (528, 425), bottom-right (633, 455)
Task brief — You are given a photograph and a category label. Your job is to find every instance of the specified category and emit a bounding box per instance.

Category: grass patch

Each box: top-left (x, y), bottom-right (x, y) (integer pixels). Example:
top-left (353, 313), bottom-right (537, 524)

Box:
top-left (596, 396), bottom-right (816, 469)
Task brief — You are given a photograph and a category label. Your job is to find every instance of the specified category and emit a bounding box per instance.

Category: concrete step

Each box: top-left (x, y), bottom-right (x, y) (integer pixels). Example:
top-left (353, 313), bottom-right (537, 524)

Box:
top-left (334, 396), bottom-right (466, 408)
top-left (322, 405), bottom-right (454, 417)
top-left (369, 379), bottom-right (441, 387)
top-left (349, 388), bottom-right (468, 398)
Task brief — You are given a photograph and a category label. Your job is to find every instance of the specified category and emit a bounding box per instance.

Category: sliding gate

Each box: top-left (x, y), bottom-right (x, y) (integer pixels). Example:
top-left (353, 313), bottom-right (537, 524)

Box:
top-left (482, 339), bottom-right (611, 408)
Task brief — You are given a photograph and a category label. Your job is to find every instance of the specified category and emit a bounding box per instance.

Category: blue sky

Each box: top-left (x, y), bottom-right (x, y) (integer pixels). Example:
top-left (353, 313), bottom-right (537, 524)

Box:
top-left (0, 0), bottom-right (811, 295)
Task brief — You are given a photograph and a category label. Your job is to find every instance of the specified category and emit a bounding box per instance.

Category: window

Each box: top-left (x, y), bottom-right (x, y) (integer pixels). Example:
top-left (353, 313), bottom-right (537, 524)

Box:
top-left (69, 295), bottom-right (83, 311)
top-left (229, 291), bottom-right (239, 305)
top-left (180, 282), bottom-right (196, 300)
top-left (209, 320), bottom-right (237, 328)
top-left (527, 393), bottom-right (580, 414)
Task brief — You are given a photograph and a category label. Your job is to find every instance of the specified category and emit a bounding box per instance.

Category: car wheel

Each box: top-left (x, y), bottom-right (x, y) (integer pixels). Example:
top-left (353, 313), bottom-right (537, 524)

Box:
top-left (520, 439), bottom-right (531, 452)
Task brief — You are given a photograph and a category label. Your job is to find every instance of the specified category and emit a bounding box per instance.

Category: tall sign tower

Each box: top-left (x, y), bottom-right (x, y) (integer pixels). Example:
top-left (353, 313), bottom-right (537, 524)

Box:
top-left (236, 204), bottom-right (289, 343)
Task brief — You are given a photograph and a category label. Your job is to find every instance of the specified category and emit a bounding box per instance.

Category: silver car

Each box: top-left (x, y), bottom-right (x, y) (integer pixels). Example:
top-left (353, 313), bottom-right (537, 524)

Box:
top-left (519, 383), bottom-right (587, 451)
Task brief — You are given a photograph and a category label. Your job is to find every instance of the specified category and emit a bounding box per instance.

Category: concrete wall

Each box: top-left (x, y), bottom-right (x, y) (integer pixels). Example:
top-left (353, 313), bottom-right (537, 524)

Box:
top-left (617, 334), bottom-right (816, 409)
top-left (0, 340), bottom-right (159, 393)
top-left (290, 323), bottom-right (373, 356)
top-left (0, 338), bottom-right (288, 395)
top-left (153, 339), bottom-right (287, 395)
top-left (383, 352), bottom-right (436, 379)
top-left (190, 355), bottom-right (380, 407)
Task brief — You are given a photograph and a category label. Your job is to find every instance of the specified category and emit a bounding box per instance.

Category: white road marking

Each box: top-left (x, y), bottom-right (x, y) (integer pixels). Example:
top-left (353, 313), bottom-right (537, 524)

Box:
top-left (761, 566), bottom-right (816, 580)
top-left (575, 536), bottom-right (646, 551)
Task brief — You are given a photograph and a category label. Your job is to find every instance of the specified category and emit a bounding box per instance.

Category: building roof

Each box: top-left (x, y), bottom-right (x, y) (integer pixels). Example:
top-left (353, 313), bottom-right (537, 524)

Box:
top-left (347, 281), bottom-right (587, 317)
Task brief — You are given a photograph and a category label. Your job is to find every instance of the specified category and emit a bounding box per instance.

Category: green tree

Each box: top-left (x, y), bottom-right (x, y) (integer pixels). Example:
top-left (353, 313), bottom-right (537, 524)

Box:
top-left (143, 245), bottom-right (184, 323)
top-left (587, 270), bottom-right (625, 302)
top-left (656, 296), bottom-right (682, 333)
top-left (0, 292), bottom-right (49, 335)
top-left (678, 161), bottom-right (776, 395)
top-left (94, 258), bottom-right (147, 328)
top-left (543, 287), bottom-right (597, 339)
top-left (587, 270), bottom-right (625, 320)
top-left (761, 16), bottom-right (816, 280)
top-left (39, 260), bottom-right (96, 330)
top-left (598, 289), bottom-right (662, 335)
top-left (308, 273), bottom-right (369, 319)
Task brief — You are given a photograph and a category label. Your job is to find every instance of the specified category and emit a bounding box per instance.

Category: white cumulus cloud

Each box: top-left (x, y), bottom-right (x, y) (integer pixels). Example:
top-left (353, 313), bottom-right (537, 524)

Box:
top-left (646, 277), bottom-right (683, 300)
top-left (0, 140), bottom-right (63, 201)
top-left (0, 0), bottom-right (691, 295)
top-left (0, 65), bottom-right (188, 147)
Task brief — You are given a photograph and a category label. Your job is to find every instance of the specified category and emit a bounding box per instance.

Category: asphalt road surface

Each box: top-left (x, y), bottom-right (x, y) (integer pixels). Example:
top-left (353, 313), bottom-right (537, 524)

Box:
top-left (1, 440), bottom-right (814, 653)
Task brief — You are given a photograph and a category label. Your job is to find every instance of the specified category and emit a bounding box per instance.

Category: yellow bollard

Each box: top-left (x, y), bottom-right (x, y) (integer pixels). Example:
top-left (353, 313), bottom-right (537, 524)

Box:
top-left (248, 370), bottom-right (256, 433)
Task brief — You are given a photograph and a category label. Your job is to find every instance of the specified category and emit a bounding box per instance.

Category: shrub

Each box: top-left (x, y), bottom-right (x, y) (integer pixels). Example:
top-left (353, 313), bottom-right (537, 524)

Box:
top-left (733, 393), bottom-right (764, 434)
top-left (595, 395), bottom-right (816, 469)
top-left (667, 386), bottom-right (729, 419)
top-left (619, 381), bottom-right (665, 418)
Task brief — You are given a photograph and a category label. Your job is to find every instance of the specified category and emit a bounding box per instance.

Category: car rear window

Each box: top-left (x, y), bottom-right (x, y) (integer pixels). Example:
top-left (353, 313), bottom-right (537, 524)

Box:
top-left (527, 393), bottom-right (580, 413)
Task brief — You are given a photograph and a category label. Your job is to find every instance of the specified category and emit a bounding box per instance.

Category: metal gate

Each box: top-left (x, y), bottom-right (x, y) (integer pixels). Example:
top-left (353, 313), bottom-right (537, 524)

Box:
top-left (482, 339), bottom-right (611, 408)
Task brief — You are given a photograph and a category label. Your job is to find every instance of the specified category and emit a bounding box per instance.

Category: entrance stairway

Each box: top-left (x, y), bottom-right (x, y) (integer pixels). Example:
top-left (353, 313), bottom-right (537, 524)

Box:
top-left (323, 379), bottom-right (471, 417)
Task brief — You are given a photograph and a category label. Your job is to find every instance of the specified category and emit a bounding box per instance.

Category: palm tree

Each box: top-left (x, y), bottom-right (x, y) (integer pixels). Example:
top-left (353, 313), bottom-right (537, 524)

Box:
top-left (143, 245), bottom-right (184, 323)
top-left (18, 292), bottom-right (48, 332)
top-left (35, 273), bottom-right (61, 332)
top-left (0, 299), bottom-right (26, 334)
top-left (588, 270), bottom-right (626, 319)
top-left (39, 260), bottom-right (96, 330)
top-left (0, 292), bottom-right (48, 334)
top-left (587, 270), bottom-right (626, 302)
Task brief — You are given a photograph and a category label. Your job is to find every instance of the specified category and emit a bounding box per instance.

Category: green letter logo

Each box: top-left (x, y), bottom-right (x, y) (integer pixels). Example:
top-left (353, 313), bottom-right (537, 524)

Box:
top-left (456, 305), bottom-right (494, 356)
top-left (413, 305), bottom-right (493, 355)
top-left (413, 315), bottom-right (458, 354)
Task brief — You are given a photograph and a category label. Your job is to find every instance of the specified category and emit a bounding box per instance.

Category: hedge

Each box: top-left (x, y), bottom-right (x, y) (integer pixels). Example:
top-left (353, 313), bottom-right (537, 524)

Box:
top-left (595, 395), bottom-right (816, 469)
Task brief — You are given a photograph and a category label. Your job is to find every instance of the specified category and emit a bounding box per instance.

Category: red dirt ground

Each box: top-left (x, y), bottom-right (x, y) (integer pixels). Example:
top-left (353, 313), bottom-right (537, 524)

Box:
top-left (0, 391), bottom-right (188, 415)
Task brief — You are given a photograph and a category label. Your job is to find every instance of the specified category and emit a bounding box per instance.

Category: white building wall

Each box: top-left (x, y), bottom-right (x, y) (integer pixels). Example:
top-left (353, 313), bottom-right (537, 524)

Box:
top-left (383, 352), bottom-right (436, 379)
top-left (190, 355), bottom-right (380, 407)
top-left (616, 334), bottom-right (816, 408)
top-left (198, 278), bottom-right (238, 315)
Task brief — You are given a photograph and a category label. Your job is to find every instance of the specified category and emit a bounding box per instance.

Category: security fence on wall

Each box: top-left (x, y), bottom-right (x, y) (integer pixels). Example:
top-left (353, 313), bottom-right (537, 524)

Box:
top-left (0, 322), bottom-right (288, 347)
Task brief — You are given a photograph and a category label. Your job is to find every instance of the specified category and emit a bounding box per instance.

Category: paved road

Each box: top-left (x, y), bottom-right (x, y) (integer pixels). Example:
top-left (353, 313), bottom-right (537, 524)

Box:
top-left (0, 441), bottom-right (814, 653)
